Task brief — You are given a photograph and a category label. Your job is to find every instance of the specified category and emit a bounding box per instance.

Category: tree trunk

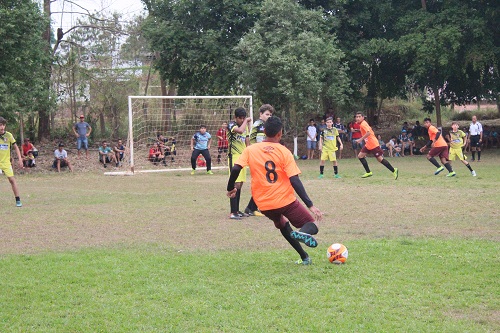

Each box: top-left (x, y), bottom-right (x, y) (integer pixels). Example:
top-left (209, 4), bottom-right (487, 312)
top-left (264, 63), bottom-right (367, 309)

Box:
top-left (434, 87), bottom-right (442, 128)
top-left (421, 0), bottom-right (427, 11)
top-left (364, 66), bottom-right (378, 124)
top-left (38, 0), bottom-right (51, 140)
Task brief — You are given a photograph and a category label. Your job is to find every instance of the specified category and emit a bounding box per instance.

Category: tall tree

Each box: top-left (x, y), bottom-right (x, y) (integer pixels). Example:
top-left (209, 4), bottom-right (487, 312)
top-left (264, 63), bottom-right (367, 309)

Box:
top-left (0, 0), bottom-right (52, 135)
top-left (235, 0), bottom-right (350, 131)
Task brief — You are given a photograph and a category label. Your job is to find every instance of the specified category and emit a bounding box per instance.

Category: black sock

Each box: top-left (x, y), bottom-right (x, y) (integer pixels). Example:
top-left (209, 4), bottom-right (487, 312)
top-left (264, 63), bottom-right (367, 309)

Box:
top-left (230, 197), bottom-right (238, 214)
top-left (320, 165), bottom-right (324, 174)
top-left (444, 162), bottom-right (453, 173)
top-left (359, 157), bottom-right (370, 173)
top-left (334, 165), bottom-right (338, 174)
top-left (236, 189), bottom-right (241, 212)
top-left (472, 151), bottom-right (476, 160)
top-left (247, 197), bottom-right (258, 211)
top-left (477, 151), bottom-right (481, 160)
top-left (280, 222), bottom-right (308, 260)
top-left (466, 163), bottom-right (473, 172)
top-left (380, 159), bottom-right (395, 172)
top-left (428, 157), bottom-right (441, 168)
top-left (299, 222), bottom-right (318, 235)
top-left (15, 196), bottom-right (20, 202)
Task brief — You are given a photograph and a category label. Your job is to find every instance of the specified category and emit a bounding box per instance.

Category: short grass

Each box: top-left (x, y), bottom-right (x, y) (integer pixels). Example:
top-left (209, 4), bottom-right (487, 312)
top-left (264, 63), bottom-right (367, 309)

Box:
top-left (1, 150), bottom-right (499, 332)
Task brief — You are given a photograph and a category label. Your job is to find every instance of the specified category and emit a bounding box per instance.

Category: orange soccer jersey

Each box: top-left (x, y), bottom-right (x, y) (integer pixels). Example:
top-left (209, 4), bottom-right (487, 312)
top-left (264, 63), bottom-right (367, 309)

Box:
top-left (359, 120), bottom-right (379, 150)
top-left (428, 125), bottom-right (447, 147)
top-left (235, 142), bottom-right (301, 211)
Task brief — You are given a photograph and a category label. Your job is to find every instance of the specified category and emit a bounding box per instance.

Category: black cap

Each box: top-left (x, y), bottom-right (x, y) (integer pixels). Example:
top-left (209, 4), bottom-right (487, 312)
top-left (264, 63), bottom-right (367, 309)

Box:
top-left (58, 143), bottom-right (64, 147)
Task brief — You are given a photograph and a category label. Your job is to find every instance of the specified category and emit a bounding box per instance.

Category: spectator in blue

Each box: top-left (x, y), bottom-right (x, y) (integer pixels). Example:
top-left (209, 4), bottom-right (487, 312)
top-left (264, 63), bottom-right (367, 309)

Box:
top-left (99, 140), bottom-right (117, 168)
top-left (190, 125), bottom-right (213, 175)
top-left (73, 114), bottom-right (92, 159)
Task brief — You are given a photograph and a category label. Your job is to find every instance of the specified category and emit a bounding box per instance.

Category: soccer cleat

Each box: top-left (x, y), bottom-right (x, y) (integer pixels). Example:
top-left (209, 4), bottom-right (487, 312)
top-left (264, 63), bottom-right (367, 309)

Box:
top-left (434, 166), bottom-right (445, 175)
top-left (471, 170), bottom-right (477, 177)
top-left (318, 174), bottom-right (324, 179)
top-left (290, 231), bottom-right (318, 248)
top-left (446, 171), bottom-right (456, 177)
top-left (295, 257), bottom-right (312, 265)
top-left (237, 211), bottom-right (249, 217)
top-left (206, 170), bottom-right (214, 175)
top-left (229, 213), bottom-right (242, 220)
top-left (16, 200), bottom-right (22, 207)
top-left (190, 169), bottom-right (195, 175)
top-left (393, 168), bottom-right (399, 180)
top-left (244, 208), bottom-right (264, 217)
top-left (361, 172), bottom-right (373, 178)
top-left (334, 174), bottom-right (341, 179)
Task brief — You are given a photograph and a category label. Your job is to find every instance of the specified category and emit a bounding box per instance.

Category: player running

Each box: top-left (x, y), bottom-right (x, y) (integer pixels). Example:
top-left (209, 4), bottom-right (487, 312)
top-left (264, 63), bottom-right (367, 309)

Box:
top-left (227, 116), bottom-right (323, 265)
top-left (354, 112), bottom-right (398, 179)
top-left (0, 116), bottom-right (24, 207)
top-left (420, 118), bottom-right (456, 177)
top-left (447, 121), bottom-right (476, 176)
top-left (318, 117), bottom-right (343, 179)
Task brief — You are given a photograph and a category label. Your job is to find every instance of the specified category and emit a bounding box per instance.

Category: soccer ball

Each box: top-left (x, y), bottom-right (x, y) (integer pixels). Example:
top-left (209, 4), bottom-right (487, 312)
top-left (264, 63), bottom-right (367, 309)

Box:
top-left (327, 243), bottom-right (348, 264)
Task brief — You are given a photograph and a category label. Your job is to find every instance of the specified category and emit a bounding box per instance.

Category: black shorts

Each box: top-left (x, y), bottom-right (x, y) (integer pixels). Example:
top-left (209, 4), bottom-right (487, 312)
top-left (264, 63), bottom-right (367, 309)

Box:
top-left (100, 155), bottom-right (111, 163)
top-left (470, 135), bottom-right (481, 147)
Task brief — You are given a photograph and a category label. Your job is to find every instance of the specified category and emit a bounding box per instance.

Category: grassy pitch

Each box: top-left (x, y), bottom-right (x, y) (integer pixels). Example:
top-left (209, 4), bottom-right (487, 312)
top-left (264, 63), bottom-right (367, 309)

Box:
top-left (1, 151), bottom-right (499, 332)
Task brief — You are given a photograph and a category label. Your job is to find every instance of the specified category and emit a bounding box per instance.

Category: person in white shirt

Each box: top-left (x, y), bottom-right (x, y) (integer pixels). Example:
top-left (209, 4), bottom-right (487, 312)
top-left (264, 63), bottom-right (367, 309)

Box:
top-left (468, 115), bottom-right (483, 161)
top-left (306, 119), bottom-right (318, 160)
top-left (53, 143), bottom-right (73, 172)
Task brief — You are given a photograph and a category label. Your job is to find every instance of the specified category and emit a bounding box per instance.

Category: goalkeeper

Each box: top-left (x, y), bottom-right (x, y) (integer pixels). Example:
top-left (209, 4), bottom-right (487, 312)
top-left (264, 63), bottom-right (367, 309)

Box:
top-left (227, 116), bottom-right (323, 265)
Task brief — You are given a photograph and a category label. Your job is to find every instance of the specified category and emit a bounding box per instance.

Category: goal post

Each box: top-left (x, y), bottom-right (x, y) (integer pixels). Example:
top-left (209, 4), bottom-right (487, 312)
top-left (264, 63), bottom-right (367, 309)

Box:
top-left (122, 95), bottom-right (253, 174)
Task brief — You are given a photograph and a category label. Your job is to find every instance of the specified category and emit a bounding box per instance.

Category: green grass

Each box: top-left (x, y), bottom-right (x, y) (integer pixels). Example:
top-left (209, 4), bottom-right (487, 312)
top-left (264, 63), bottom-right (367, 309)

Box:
top-left (1, 150), bottom-right (499, 332)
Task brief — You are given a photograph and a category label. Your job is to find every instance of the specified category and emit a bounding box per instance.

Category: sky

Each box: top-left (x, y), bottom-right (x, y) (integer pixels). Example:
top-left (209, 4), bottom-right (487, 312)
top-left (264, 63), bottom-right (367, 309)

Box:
top-left (49, 0), bottom-right (146, 30)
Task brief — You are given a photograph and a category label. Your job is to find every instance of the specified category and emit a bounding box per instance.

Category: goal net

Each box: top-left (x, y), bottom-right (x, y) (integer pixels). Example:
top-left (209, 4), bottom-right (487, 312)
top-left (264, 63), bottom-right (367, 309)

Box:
top-left (123, 95), bottom-right (253, 174)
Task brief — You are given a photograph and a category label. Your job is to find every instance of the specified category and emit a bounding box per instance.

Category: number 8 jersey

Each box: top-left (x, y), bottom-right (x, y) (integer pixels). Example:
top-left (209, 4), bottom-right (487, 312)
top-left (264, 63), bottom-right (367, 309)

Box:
top-left (235, 142), bottom-right (301, 211)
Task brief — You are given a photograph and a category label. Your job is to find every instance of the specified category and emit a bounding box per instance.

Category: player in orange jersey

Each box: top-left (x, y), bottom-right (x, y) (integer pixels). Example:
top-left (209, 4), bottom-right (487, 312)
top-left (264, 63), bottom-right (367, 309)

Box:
top-left (419, 118), bottom-right (456, 177)
top-left (226, 116), bottom-right (323, 265)
top-left (354, 112), bottom-right (399, 179)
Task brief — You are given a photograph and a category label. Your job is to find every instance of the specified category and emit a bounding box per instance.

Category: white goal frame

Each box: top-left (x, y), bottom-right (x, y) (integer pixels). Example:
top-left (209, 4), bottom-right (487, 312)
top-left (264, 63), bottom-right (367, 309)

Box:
top-left (106, 95), bottom-right (253, 175)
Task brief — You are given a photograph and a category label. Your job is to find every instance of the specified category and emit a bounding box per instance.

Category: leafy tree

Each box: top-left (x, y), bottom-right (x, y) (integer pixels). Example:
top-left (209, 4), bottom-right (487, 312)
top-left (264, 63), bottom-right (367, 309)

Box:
top-left (235, 0), bottom-right (350, 131)
top-left (0, 0), bottom-right (52, 135)
top-left (142, 0), bottom-right (262, 95)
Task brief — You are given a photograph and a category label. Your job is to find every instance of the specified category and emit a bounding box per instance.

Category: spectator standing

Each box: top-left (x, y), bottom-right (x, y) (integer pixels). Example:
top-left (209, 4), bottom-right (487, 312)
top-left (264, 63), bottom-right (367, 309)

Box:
top-left (21, 138), bottom-right (37, 167)
top-left (73, 114), bottom-right (92, 159)
top-left (216, 122), bottom-right (229, 164)
top-left (306, 119), bottom-right (317, 160)
top-left (53, 143), bottom-right (73, 172)
top-left (468, 115), bottom-right (483, 161)
top-left (333, 117), bottom-right (347, 159)
top-left (0, 116), bottom-right (23, 207)
top-left (350, 115), bottom-right (363, 156)
top-left (412, 120), bottom-right (425, 140)
top-left (190, 125), bottom-right (213, 175)
top-left (113, 139), bottom-right (126, 167)
top-left (99, 141), bottom-right (117, 168)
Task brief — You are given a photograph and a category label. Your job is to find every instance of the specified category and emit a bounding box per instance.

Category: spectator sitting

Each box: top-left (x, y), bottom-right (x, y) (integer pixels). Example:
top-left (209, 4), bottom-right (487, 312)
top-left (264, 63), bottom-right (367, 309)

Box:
top-left (412, 120), bottom-right (425, 140)
top-left (53, 143), bottom-right (73, 172)
top-left (377, 134), bottom-right (388, 151)
top-left (490, 127), bottom-right (498, 148)
top-left (399, 130), bottom-right (415, 156)
top-left (113, 139), bottom-right (126, 167)
top-left (148, 142), bottom-right (166, 165)
top-left (165, 137), bottom-right (176, 162)
top-left (387, 136), bottom-right (401, 157)
top-left (21, 138), bottom-right (37, 167)
top-left (99, 140), bottom-right (117, 168)
top-left (401, 121), bottom-right (409, 133)
top-left (483, 125), bottom-right (491, 148)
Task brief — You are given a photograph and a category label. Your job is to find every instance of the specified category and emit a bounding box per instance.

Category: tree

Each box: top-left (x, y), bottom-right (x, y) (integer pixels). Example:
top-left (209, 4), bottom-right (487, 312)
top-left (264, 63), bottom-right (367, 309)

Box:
top-left (394, 1), bottom-right (497, 126)
top-left (0, 0), bottom-right (52, 137)
top-left (235, 0), bottom-right (350, 131)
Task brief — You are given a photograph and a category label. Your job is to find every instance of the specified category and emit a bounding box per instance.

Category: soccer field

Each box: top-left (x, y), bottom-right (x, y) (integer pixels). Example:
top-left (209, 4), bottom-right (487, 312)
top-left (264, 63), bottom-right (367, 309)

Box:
top-left (1, 151), bottom-right (499, 332)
